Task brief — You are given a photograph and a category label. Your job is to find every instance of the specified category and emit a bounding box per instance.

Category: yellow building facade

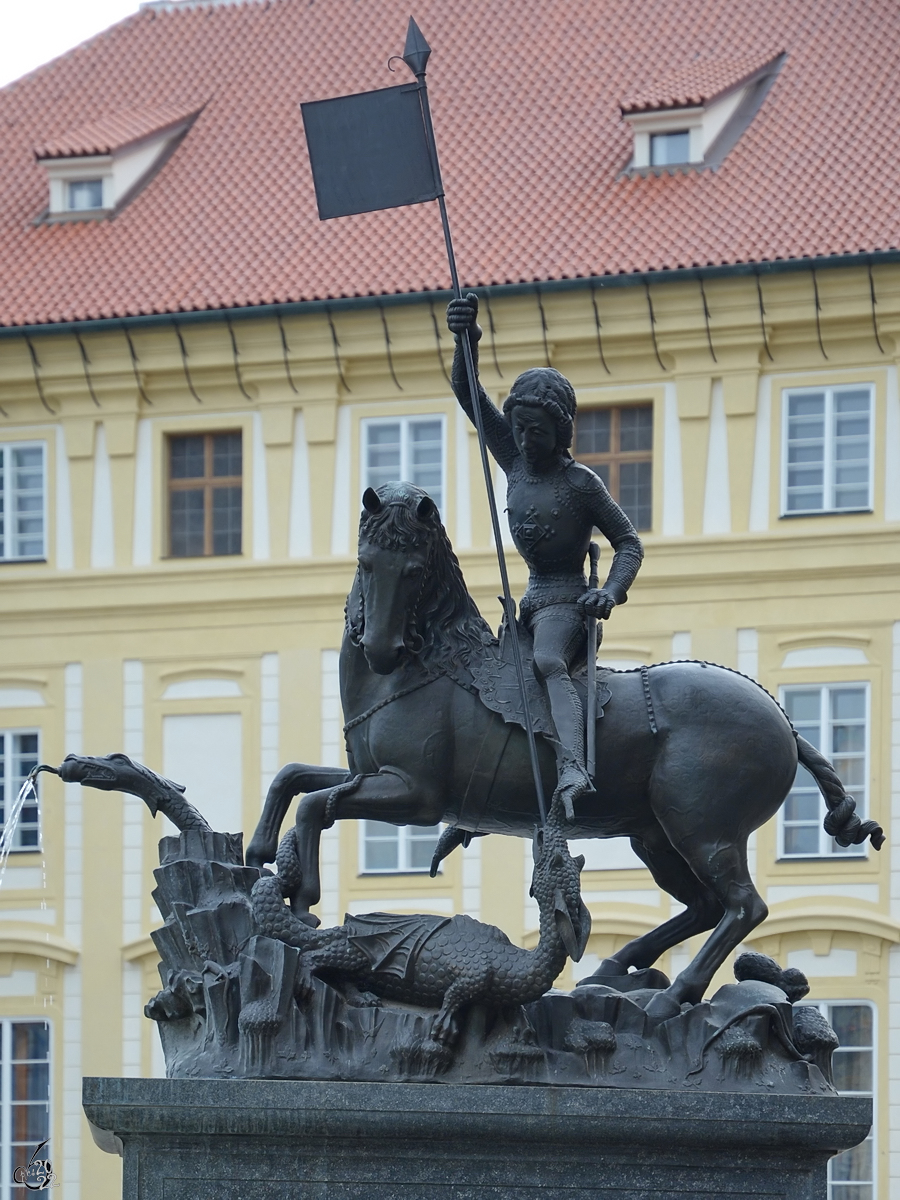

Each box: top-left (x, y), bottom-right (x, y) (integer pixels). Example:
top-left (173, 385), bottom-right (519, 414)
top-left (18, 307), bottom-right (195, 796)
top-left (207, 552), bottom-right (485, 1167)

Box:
top-left (0, 262), bottom-right (896, 1197)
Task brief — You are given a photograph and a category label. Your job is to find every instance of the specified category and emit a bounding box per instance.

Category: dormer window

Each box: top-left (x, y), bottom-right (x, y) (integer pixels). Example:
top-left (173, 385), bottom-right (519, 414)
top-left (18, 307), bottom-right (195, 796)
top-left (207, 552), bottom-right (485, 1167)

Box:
top-left (34, 103), bottom-right (201, 222)
top-left (67, 179), bottom-right (104, 211)
top-left (621, 51), bottom-right (785, 174)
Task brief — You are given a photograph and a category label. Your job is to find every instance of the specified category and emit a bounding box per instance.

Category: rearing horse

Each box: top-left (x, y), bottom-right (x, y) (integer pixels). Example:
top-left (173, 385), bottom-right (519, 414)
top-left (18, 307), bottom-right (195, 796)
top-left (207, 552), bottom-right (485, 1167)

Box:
top-left (247, 482), bottom-right (883, 1014)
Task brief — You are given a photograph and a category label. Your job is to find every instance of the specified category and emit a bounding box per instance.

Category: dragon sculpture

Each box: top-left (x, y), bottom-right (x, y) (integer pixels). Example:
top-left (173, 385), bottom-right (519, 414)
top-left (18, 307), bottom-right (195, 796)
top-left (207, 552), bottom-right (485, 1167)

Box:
top-left (250, 797), bottom-right (591, 1051)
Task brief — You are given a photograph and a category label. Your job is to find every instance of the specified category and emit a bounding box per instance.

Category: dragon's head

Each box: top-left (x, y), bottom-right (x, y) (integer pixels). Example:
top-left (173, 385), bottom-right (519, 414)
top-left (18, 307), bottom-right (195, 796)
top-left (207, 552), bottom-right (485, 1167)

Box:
top-left (530, 797), bottom-right (591, 962)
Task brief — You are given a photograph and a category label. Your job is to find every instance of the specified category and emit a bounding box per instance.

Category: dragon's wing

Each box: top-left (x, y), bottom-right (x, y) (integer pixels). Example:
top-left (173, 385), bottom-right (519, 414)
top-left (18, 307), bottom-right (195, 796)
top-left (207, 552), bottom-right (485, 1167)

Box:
top-left (345, 912), bottom-right (450, 982)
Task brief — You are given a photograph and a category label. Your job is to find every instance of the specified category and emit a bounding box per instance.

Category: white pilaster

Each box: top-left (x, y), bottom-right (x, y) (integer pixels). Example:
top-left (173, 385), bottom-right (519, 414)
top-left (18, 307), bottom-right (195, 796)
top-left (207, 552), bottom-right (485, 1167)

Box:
top-left (737, 628), bottom-right (759, 678)
top-left (454, 406), bottom-right (472, 550)
top-left (89, 424), bottom-right (114, 568)
top-left (748, 375), bottom-right (772, 532)
top-left (330, 406), bottom-right (352, 556)
top-left (889, 943), bottom-right (900, 1196)
top-left (62, 663), bottom-right (83, 1198)
top-left (288, 410), bottom-right (312, 557)
top-left (122, 660), bottom-right (144, 1078)
top-left (702, 379), bottom-right (731, 534)
top-left (885, 365), bottom-right (900, 521)
top-left (54, 426), bottom-right (73, 570)
top-left (671, 631), bottom-right (692, 659)
top-left (319, 649), bottom-right (341, 927)
top-left (132, 418), bottom-right (153, 566)
top-left (251, 411), bottom-right (270, 560)
top-left (260, 653), bottom-right (280, 805)
top-left (462, 835), bottom-right (481, 920)
top-left (662, 381), bottom-right (684, 536)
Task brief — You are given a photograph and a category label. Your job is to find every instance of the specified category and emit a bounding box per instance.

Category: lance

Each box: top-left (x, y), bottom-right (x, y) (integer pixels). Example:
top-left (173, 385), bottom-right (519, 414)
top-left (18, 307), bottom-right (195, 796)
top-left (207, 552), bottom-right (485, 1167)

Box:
top-left (301, 18), bottom-right (548, 825)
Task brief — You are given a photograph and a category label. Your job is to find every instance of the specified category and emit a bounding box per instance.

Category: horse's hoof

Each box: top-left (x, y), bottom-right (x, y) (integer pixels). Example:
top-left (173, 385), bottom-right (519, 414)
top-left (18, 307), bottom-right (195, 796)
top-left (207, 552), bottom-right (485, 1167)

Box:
top-left (641, 990), bottom-right (683, 1022)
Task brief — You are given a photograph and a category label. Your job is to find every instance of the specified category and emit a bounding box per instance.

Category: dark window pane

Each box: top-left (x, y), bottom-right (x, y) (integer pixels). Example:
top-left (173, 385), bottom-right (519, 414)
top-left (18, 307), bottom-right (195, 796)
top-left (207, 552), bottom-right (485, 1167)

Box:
top-left (213, 433), bottom-right (242, 478)
top-left (211, 487), bottom-right (242, 555)
top-left (831, 1140), bottom-right (872, 1182)
top-left (11, 1103), bottom-right (49, 1142)
top-left (832, 1050), bottom-right (872, 1092)
top-left (590, 463), bottom-right (611, 489)
top-left (170, 435), bottom-right (205, 479)
top-left (170, 490), bottom-right (205, 557)
top-left (575, 410), bottom-right (610, 456)
top-left (619, 405), bottom-right (653, 452)
top-left (830, 1005), bottom-right (872, 1048)
top-left (13, 1063), bottom-right (48, 1101)
top-left (619, 461), bottom-right (652, 530)
top-left (12, 1023), bottom-right (48, 1061)
top-left (650, 130), bottom-right (690, 165)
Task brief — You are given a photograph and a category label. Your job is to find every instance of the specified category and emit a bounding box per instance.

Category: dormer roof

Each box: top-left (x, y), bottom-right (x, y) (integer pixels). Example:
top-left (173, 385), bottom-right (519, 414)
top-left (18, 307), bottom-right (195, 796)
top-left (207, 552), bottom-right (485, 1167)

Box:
top-left (34, 103), bottom-right (199, 160)
top-left (621, 51), bottom-right (784, 114)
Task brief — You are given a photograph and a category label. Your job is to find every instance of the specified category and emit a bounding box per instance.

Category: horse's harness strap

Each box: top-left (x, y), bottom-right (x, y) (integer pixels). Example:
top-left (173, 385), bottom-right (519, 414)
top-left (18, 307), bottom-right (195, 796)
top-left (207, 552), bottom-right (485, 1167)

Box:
top-left (641, 665), bottom-right (659, 736)
top-left (343, 673), bottom-right (443, 734)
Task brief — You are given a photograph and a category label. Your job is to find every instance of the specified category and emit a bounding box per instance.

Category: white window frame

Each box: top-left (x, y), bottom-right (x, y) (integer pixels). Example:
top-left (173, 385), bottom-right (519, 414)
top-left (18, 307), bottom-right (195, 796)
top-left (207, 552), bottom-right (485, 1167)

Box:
top-left (0, 729), bottom-right (41, 854)
top-left (360, 414), bottom-right (447, 513)
top-left (358, 820), bottom-right (443, 875)
top-left (780, 383), bottom-right (875, 517)
top-left (778, 683), bottom-right (870, 860)
top-left (800, 1000), bottom-right (875, 1200)
top-left (0, 442), bottom-right (46, 564)
top-left (0, 1016), bottom-right (52, 1198)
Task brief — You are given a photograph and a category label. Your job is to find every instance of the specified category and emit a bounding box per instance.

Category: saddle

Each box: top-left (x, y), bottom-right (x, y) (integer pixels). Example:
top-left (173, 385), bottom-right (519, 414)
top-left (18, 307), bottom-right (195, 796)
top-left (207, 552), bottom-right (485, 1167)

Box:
top-left (466, 617), bottom-right (612, 741)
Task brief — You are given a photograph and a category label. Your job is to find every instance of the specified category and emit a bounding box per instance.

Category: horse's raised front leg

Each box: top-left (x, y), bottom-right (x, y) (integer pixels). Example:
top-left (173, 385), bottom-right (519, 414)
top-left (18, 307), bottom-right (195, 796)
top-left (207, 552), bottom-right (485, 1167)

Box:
top-left (290, 767), bottom-right (443, 913)
top-left (246, 763), bottom-right (353, 868)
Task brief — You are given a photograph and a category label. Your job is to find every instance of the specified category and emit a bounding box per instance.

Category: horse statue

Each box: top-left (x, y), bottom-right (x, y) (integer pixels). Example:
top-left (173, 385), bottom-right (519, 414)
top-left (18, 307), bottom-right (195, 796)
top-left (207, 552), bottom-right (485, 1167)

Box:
top-left (247, 482), bottom-right (883, 1018)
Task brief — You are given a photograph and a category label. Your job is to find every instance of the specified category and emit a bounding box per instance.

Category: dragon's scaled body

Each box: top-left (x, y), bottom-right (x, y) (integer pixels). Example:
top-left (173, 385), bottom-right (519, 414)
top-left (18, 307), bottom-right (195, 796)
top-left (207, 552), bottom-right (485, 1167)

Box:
top-left (251, 810), bottom-right (589, 1045)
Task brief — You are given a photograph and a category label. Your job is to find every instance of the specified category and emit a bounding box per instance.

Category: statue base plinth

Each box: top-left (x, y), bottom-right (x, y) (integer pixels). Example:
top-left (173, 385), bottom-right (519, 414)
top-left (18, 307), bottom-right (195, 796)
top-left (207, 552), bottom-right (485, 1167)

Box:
top-left (84, 1076), bottom-right (869, 1200)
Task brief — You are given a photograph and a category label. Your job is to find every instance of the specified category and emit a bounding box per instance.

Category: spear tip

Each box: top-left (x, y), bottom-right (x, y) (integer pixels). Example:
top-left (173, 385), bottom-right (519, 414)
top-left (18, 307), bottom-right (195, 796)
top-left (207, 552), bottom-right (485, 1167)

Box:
top-left (402, 16), bottom-right (432, 76)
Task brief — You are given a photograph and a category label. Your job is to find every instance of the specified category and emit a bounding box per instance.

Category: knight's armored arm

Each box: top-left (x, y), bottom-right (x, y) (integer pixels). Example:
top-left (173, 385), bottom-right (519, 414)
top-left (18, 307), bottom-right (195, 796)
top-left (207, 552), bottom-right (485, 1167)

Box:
top-left (448, 296), bottom-right (517, 470)
top-left (593, 490), bottom-right (644, 604)
top-left (570, 465), bottom-right (643, 605)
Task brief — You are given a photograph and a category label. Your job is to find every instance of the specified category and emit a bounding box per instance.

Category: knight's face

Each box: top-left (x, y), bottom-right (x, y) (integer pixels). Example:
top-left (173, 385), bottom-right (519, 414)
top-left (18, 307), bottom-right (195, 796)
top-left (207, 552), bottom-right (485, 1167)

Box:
top-left (510, 404), bottom-right (557, 465)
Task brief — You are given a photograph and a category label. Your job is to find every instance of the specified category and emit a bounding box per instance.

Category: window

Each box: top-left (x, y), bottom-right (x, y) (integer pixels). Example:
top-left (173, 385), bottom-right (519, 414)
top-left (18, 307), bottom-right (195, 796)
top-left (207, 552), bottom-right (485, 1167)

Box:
top-left (783, 385), bottom-right (873, 515)
top-left (66, 179), bottom-right (104, 211)
top-left (360, 820), bottom-right (442, 873)
top-left (362, 417), bottom-right (444, 511)
top-left (1, 1019), bottom-right (51, 1196)
top-left (0, 733), bottom-right (40, 852)
top-left (650, 130), bottom-right (690, 165)
top-left (780, 685), bottom-right (868, 858)
top-left (575, 405), bottom-right (652, 530)
top-left (0, 444), bottom-right (45, 563)
top-left (168, 432), bottom-right (242, 558)
top-left (800, 1002), bottom-right (874, 1200)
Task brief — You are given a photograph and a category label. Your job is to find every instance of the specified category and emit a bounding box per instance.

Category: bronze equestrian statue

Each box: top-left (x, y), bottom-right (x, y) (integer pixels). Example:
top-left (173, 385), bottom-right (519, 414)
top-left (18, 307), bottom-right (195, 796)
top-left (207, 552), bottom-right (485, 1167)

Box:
top-left (447, 292), bottom-right (643, 814)
top-left (245, 483), bottom-right (883, 1019)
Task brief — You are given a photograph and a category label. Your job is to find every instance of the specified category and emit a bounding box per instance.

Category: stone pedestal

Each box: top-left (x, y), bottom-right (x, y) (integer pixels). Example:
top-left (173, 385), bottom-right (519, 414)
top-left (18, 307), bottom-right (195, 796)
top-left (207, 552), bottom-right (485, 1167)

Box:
top-left (84, 1076), bottom-right (870, 1200)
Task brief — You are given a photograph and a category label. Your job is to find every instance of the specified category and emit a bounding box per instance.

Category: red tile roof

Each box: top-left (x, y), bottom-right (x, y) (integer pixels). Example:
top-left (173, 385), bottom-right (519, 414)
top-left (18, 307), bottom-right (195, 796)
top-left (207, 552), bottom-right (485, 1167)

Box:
top-left (34, 102), bottom-right (200, 159)
top-left (0, 0), bottom-right (898, 327)
top-left (620, 51), bottom-right (783, 113)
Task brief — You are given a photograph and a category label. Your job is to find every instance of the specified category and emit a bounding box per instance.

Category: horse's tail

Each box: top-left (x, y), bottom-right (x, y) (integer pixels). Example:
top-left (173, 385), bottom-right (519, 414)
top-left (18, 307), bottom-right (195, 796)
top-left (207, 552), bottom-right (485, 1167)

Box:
top-left (796, 735), bottom-right (885, 850)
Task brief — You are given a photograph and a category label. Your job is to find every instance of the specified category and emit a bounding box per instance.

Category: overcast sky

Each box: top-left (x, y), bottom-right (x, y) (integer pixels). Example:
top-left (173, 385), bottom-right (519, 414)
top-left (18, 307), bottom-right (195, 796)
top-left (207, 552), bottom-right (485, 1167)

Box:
top-left (1, 0), bottom-right (142, 89)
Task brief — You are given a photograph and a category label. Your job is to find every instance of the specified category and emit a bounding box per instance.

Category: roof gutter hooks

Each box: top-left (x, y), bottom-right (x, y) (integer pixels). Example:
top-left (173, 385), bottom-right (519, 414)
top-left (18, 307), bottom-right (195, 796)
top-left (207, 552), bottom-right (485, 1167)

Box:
top-left (2, 250), bottom-right (899, 340)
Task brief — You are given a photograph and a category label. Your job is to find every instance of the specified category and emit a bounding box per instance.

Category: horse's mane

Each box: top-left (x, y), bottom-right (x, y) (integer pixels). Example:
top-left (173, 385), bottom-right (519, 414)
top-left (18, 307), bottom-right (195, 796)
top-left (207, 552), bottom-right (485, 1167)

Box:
top-left (349, 484), bottom-right (494, 676)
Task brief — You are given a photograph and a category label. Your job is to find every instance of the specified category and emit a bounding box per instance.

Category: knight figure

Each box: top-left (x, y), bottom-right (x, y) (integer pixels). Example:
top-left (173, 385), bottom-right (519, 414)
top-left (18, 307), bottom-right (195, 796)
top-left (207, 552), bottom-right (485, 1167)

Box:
top-left (447, 293), bottom-right (644, 814)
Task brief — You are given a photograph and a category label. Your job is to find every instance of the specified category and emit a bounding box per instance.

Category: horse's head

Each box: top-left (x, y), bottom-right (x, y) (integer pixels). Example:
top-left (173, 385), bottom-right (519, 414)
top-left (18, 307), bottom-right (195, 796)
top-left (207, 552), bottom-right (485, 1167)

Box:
top-left (530, 799), bottom-right (592, 962)
top-left (352, 483), bottom-right (441, 675)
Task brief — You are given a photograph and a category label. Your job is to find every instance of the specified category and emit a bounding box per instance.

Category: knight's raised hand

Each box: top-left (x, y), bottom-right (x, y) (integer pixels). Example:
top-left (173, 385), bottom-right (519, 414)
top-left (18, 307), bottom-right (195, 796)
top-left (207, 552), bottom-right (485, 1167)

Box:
top-left (446, 292), bottom-right (482, 341)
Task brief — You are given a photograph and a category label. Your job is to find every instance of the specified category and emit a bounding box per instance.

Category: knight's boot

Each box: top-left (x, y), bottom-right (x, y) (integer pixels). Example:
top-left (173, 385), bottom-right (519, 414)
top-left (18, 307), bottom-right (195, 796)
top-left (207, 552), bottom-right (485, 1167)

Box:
top-left (545, 673), bottom-right (594, 820)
